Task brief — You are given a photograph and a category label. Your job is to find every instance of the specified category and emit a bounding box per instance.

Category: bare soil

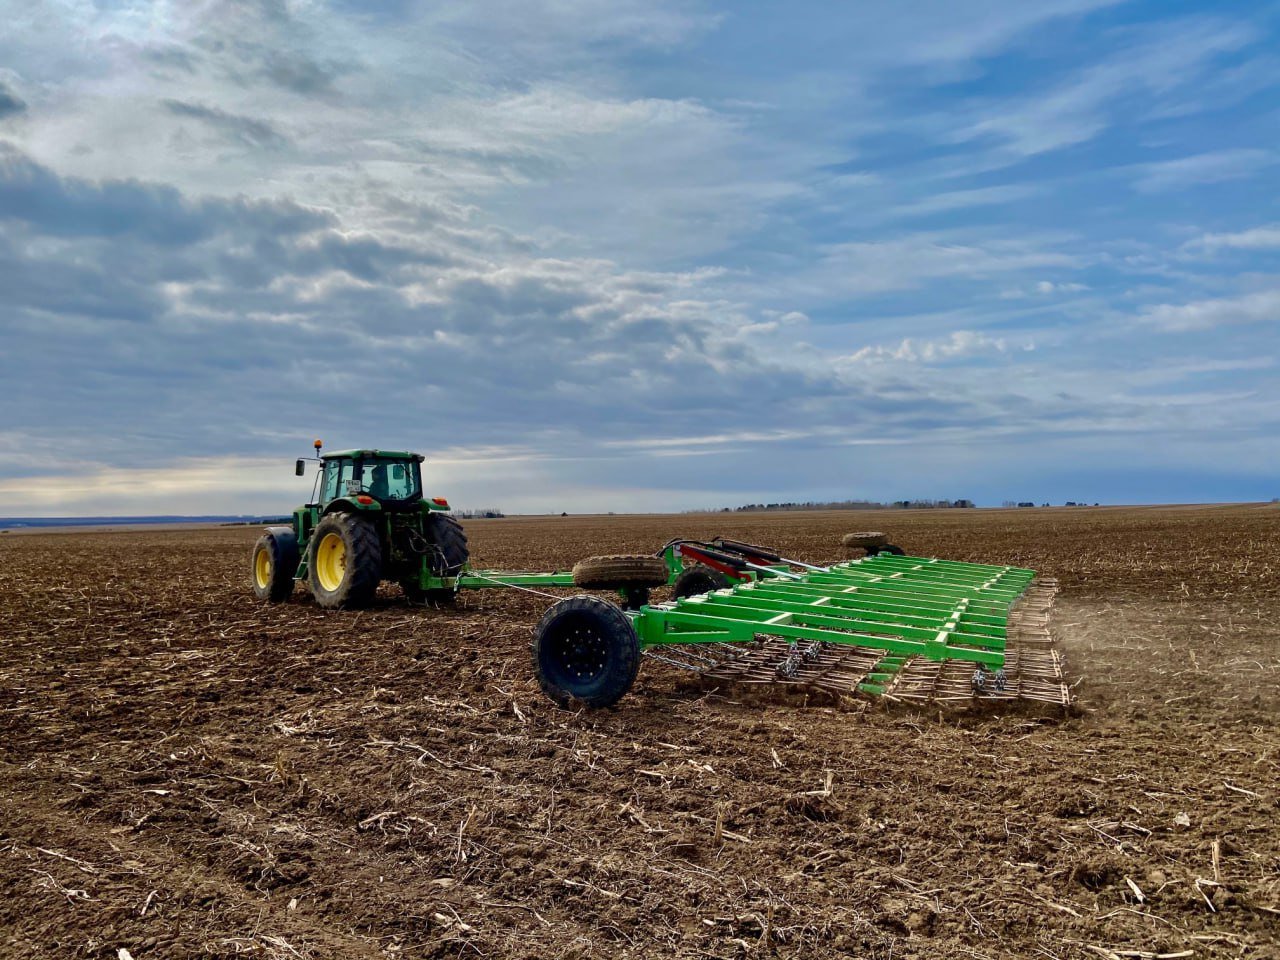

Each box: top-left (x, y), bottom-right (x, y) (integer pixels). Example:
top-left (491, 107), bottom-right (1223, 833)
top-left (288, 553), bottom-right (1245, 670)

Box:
top-left (2, 504), bottom-right (1278, 959)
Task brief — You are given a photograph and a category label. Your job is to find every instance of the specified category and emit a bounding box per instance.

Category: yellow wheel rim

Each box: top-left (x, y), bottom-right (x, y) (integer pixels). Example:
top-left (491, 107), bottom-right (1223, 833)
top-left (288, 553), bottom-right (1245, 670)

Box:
top-left (315, 532), bottom-right (347, 592)
top-left (254, 547), bottom-right (272, 589)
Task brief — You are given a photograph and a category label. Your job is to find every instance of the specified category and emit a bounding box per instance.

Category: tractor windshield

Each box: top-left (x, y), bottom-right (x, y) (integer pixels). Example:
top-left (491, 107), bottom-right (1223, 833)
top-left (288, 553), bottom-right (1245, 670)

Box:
top-left (357, 459), bottom-right (421, 502)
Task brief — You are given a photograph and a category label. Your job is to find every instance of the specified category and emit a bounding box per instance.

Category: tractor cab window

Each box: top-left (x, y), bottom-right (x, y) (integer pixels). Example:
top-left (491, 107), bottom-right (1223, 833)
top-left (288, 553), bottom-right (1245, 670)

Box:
top-left (358, 460), bottom-right (421, 502)
top-left (321, 458), bottom-right (357, 503)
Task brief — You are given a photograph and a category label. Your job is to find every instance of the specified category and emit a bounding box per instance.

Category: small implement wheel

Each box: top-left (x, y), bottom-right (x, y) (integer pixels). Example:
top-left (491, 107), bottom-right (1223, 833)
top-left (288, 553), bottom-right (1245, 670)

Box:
top-left (842, 531), bottom-right (889, 551)
top-left (572, 554), bottom-right (668, 590)
top-left (672, 564), bottom-right (731, 600)
top-left (877, 544), bottom-right (905, 556)
top-left (308, 513), bottom-right (382, 609)
top-left (620, 586), bottom-right (650, 610)
top-left (533, 596), bottom-right (641, 709)
top-left (251, 529), bottom-right (299, 602)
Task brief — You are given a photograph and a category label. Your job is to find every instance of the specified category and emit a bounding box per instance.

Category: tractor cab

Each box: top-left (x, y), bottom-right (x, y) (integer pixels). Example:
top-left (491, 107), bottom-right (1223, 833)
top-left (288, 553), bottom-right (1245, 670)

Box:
top-left (316, 450), bottom-right (424, 510)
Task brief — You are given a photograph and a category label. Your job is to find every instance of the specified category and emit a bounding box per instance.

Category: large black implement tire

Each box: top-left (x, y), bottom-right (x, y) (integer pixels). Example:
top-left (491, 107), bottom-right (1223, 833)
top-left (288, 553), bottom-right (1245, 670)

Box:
top-left (572, 555), bottom-right (668, 590)
top-left (533, 596), bottom-right (641, 709)
top-left (308, 513), bottom-right (383, 609)
top-left (671, 564), bottom-right (731, 600)
top-left (251, 527), bottom-right (299, 602)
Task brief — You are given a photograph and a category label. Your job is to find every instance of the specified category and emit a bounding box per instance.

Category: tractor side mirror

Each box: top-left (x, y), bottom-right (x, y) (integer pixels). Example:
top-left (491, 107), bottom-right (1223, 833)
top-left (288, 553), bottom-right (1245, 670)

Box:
top-left (392, 465), bottom-right (404, 480)
top-left (295, 459), bottom-right (306, 476)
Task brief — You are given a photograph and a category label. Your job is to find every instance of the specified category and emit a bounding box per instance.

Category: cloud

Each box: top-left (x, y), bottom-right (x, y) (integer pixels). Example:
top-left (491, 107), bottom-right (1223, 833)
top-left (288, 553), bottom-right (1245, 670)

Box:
top-left (0, 1), bottom-right (1277, 512)
top-left (0, 81), bottom-right (25, 119)
top-left (891, 185), bottom-right (1039, 219)
top-left (1139, 289), bottom-right (1280, 332)
top-left (1131, 149), bottom-right (1273, 193)
top-left (0, 146), bottom-right (329, 243)
top-left (1185, 224), bottom-right (1280, 252)
top-left (794, 233), bottom-right (1080, 299)
top-left (950, 18), bottom-right (1257, 160)
top-left (162, 99), bottom-right (290, 149)
top-left (841, 330), bottom-right (1020, 364)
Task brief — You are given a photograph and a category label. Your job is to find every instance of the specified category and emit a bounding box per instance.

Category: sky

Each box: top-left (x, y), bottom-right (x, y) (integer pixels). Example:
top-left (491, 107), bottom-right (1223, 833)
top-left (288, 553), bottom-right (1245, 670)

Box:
top-left (0, 0), bottom-right (1277, 515)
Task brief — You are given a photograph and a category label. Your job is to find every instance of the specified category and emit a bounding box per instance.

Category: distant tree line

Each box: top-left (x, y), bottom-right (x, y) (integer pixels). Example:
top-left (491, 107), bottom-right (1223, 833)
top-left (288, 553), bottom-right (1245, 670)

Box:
top-left (1001, 501), bottom-right (1100, 507)
top-left (705, 499), bottom-right (976, 513)
top-left (455, 507), bottom-right (505, 518)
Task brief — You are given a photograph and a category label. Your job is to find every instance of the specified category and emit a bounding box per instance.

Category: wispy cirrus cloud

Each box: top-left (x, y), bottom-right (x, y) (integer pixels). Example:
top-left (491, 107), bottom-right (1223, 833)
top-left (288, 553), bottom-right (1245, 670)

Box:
top-left (1130, 148), bottom-right (1274, 193)
top-left (1184, 223), bottom-right (1280, 253)
top-left (1140, 289), bottom-right (1280, 332)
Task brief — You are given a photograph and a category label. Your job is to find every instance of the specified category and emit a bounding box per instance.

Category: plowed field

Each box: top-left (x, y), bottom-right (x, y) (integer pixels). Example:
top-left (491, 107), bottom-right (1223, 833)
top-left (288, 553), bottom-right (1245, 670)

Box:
top-left (2, 504), bottom-right (1278, 959)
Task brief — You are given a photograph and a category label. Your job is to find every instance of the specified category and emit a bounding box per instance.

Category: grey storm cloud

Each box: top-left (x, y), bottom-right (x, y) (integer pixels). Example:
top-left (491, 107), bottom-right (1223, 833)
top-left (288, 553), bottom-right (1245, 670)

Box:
top-left (0, 147), bottom-right (329, 243)
top-left (162, 99), bottom-right (289, 149)
top-left (0, 82), bottom-right (26, 120)
top-left (257, 49), bottom-right (341, 97)
top-left (0, 142), bottom-right (1009, 480)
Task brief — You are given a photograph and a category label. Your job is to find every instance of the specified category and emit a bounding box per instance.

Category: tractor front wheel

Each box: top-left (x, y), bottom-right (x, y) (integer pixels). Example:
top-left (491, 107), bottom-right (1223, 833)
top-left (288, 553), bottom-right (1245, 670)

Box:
top-left (251, 530), bottom-right (299, 602)
top-left (533, 596), bottom-right (640, 709)
top-left (308, 513), bottom-right (383, 609)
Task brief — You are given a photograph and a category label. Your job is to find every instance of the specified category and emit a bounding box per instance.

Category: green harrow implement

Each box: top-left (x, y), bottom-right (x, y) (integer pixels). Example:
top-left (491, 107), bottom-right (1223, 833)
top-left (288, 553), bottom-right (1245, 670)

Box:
top-left (532, 549), bottom-right (1069, 710)
top-left (251, 443), bottom-right (1068, 711)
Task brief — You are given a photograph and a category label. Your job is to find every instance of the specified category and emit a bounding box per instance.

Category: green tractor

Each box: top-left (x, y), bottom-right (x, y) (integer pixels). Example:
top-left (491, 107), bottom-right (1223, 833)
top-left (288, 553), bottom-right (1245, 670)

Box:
top-left (250, 441), bottom-right (468, 609)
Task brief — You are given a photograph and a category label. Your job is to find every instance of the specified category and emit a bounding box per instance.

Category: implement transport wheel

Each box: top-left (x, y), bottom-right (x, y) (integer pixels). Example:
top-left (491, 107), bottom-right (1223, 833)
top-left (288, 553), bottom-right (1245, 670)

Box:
top-left (308, 513), bottom-right (383, 609)
top-left (672, 564), bottom-right (732, 600)
top-left (842, 531), bottom-right (889, 551)
top-left (572, 555), bottom-right (668, 590)
top-left (533, 596), bottom-right (641, 709)
top-left (251, 528), bottom-right (299, 602)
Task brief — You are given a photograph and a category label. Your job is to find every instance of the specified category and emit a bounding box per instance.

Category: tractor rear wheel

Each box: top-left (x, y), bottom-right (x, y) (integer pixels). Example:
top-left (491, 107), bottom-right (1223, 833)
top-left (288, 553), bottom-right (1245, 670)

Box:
top-left (572, 555), bottom-right (668, 590)
top-left (672, 564), bottom-right (731, 600)
top-left (426, 513), bottom-right (469, 576)
top-left (251, 530), bottom-right (299, 602)
top-left (533, 596), bottom-right (641, 709)
top-left (308, 513), bottom-right (383, 609)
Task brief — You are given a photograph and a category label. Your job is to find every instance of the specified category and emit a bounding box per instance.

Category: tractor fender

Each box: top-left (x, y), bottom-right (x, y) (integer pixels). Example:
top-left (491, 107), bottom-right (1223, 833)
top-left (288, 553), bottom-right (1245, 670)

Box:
top-left (320, 497), bottom-right (383, 517)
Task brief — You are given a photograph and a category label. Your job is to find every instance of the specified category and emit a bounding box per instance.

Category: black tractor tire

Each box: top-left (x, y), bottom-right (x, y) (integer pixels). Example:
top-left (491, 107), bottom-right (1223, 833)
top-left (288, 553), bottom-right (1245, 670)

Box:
top-left (877, 544), bottom-right (905, 556)
top-left (842, 531), bottom-right (889, 551)
top-left (251, 529), bottom-right (299, 602)
top-left (533, 596), bottom-right (641, 709)
top-left (572, 555), bottom-right (668, 590)
top-left (671, 564), bottom-right (731, 600)
top-left (307, 513), bottom-right (383, 609)
top-left (426, 513), bottom-right (469, 576)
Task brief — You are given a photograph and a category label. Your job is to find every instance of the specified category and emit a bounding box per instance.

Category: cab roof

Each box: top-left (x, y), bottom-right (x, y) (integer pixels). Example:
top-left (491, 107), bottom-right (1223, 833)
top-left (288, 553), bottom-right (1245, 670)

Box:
top-left (321, 449), bottom-right (424, 462)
